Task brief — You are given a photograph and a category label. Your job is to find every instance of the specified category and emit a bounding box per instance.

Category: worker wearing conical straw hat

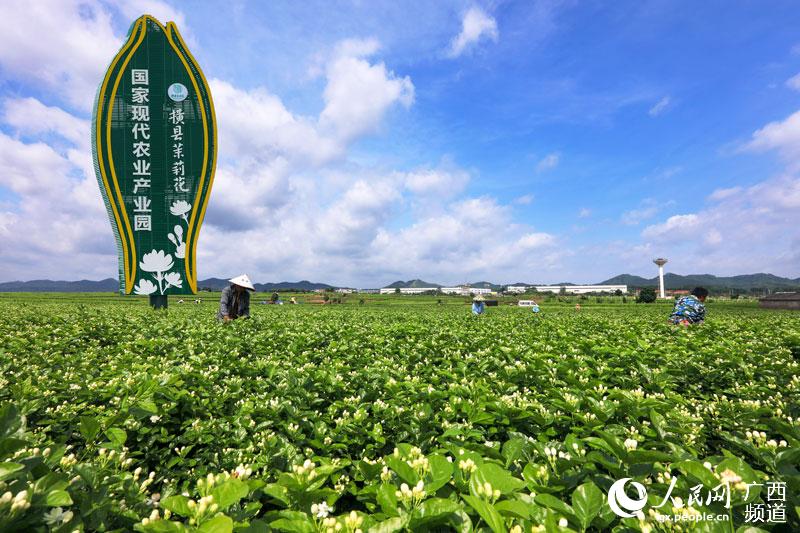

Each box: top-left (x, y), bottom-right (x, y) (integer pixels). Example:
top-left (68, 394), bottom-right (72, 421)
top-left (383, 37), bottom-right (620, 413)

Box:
top-left (471, 294), bottom-right (486, 315)
top-left (217, 274), bottom-right (256, 322)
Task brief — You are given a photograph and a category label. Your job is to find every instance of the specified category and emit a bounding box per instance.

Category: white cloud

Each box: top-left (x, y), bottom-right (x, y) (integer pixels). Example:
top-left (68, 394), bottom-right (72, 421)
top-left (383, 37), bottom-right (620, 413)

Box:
top-left (648, 96), bottom-right (671, 117)
top-left (786, 73), bottom-right (800, 92)
top-left (0, 1), bottom-right (122, 111)
top-left (403, 167), bottom-right (469, 197)
top-left (641, 214), bottom-right (700, 240)
top-left (707, 186), bottom-right (742, 201)
top-left (621, 198), bottom-right (661, 226)
top-left (517, 232), bottom-right (555, 249)
top-left (447, 7), bottom-right (499, 58)
top-left (514, 194), bottom-right (534, 205)
top-left (320, 38), bottom-right (414, 143)
top-left (636, 168), bottom-right (800, 275)
top-left (536, 152), bottom-right (560, 172)
top-left (746, 109), bottom-right (800, 166)
top-left (211, 79), bottom-right (340, 165)
top-left (578, 208), bottom-right (591, 218)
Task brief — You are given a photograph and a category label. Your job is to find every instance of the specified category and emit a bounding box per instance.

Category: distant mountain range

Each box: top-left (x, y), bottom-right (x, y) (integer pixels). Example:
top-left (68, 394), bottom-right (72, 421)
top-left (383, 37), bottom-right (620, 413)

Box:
top-left (0, 279), bottom-right (121, 292)
top-left (600, 273), bottom-right (800, 290)
top-left (0, 278), bottom-right (335, 292)
top-left (2, 273), bottom-right (798, 292)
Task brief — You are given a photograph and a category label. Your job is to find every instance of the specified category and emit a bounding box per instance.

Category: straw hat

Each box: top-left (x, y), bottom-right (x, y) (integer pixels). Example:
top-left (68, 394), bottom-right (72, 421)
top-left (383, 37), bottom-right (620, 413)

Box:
top-left (228, 274), bottom-right (256, 291)
top-left (473, 294), bottom-right (485, 301)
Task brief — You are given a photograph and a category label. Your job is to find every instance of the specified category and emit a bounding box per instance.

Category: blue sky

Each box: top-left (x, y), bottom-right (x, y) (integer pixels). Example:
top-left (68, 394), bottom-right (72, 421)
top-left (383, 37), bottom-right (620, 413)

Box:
top-left (1, 0), bottom-right (799, 286)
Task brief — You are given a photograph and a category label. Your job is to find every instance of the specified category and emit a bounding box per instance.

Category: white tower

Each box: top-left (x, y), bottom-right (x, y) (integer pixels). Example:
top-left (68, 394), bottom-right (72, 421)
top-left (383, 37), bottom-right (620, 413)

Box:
top-left (653, 258), bottom-right (668, 299)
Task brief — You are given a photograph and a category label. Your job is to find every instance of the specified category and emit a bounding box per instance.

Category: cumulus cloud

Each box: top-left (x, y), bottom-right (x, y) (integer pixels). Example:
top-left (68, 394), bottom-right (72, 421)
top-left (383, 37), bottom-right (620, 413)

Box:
top-left (0, 102), bottom-right (114, 279)
top-left (536, 152), bottom-right (560, 172)
top-left (447, 7), bottom-right (499, 58)
top-left (0, 3), bottom-right (569, 287)
top-left (745, 109), bottom-right (800, 166)
top-left (320, 38), bottom-right (414, 143)
top-left (637, 170), bottom-right (800, 275)
top-left (641, 214), bottom-right (700, 240)
top-left (403, 166), bottom-right (469, 197)
top-left (578, 208), bottom-right (591, 218)
top-left (0, 2), bottom-right (114, 111)
top-left (621, 198), bottom-right (661, 226)
top-left (648, 96), bottom-right (671, 117)
top-left (786, 73), bottom-right (800, 91)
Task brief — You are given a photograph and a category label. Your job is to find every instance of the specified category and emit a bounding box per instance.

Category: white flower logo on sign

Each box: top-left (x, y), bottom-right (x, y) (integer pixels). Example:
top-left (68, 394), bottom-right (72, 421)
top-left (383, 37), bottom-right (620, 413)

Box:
top-left (167, 225), bottom-right (186, 259)
top-left (170, 200), bottom-right (191, 223)
top-left (133, 279), bottom-right (157, 295)
top-left (139, 249), bottom-right (182, 295)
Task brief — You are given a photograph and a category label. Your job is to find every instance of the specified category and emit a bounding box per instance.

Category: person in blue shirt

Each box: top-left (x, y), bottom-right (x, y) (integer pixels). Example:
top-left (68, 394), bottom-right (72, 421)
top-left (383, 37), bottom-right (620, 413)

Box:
top-left (471, 295), bottom-right (486, 315)
top-left (669, 287), bottom-right (708, 325)
top-left (531, 301), bottom-right (540, 313)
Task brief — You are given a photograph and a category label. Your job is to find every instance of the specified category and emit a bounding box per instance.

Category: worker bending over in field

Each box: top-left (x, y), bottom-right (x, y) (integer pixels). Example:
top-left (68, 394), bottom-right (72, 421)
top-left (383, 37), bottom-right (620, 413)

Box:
top-left (217, 274), bottom-right (255, 322)
top-left (669, 287), bottom-right (708, 325)
top-left (471, 295), bottom-right (486, 315)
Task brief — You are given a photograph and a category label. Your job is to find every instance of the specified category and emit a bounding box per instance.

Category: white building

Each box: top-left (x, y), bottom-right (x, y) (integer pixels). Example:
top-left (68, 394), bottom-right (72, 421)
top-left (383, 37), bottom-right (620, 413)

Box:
top-left (379, 286), bottom-right (493, 295)
top-left (441, 286), bottom-right (493, 295)
top-left (440, 287), bottom-right (463, 295)
top-left (335, 288), bottom-right (356, 294)
top-left (379, 287), bottom-right (440, 295)
top-left (533, 285), bottom-right (627, 294)
top-left (506, 285), bottom-right (529, 293)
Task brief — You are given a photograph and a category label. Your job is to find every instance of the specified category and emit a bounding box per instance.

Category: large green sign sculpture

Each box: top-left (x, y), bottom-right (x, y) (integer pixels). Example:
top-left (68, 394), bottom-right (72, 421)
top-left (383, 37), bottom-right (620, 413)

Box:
top-left (93, 15), bottom-right (216, 296)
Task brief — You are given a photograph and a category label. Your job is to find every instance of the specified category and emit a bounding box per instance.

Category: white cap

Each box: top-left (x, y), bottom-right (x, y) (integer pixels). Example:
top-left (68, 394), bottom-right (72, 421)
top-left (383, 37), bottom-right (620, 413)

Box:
top-left (228, 274), bottom-right (255, 291)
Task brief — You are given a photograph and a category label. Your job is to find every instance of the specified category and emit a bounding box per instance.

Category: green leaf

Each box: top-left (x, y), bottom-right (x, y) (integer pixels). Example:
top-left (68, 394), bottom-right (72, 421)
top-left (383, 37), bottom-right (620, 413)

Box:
top-left (425, 454), bottom-right (453, 493)
top-left (79, 416), bottom-right (101, 442)
top-left (470, 462), bottom-right (525, 496)
top-left (0, 404), bottom-right (21, 439)
top-left (138, 520), bottom-right (187, 532)
top-left (161, 495), bottom-right (193, 517)
top-left (627, 449), bottom-right (674, 463)
top-left (234, 519), bottom-right (270, 533)
top-left (385, 455), bottom-right (419, 485)
top-left (212, 478), bottom-right (250, 509)
top-left (675, 460), bottom-right (718, 489)
top-left (447, 510), bottom-right (473, 533)
top-left (367, 516), bottom-right (405, 533)
top-left (0, 461), bottom-right (24, 481)
top-left (571, 481), bottom-right (603, 530)
top-left (494, 499), bottom-right (531, 519)
top-left (269, 517), bottom-right (315, 533)
top-left (411, 497), bottom-right (461, 528)
top-left (501, 438), bottom-right (527, 466)
top-left (198, 515), bottom-right (234, 533)
top-left (462, 495), bottom-right (507, 533)
top-left (105, 427), bottom-right (127, 448)
top-left (534, 493), bottom-right (575, 520)
top-left (262, 483), bottom-right (290, 506)
top-left (376, 482), bottom-right (399, 517)
top-left (44, 489), bottom-right (73, 506)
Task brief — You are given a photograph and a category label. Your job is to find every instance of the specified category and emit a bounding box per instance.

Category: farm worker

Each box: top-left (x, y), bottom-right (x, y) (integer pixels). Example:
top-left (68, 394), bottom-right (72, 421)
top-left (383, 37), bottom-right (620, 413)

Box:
top-left (471, 295), bottom-right (486, 315)
top-left (575, 303), bottom-right (581, 312)
top-left (669, 287), bottom-right (708, 325)
top-left (531, 300), bottom-right (540, 313)
top-left (217, 274), bottom-right (255, 322)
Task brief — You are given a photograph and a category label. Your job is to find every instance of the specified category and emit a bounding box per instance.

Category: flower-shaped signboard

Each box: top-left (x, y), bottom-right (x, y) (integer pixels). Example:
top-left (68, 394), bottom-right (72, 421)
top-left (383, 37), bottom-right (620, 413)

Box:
top-left (93, 15), bottom-right (216, 295)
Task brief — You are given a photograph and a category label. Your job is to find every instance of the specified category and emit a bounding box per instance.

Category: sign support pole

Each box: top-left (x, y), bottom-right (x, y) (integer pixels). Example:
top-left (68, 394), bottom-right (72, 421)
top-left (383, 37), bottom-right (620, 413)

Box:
top-left (149, 295), bottom-right (168, 310)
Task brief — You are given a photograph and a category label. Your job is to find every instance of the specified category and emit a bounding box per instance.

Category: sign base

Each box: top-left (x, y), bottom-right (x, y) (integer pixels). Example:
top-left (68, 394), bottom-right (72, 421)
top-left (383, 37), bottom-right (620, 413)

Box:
top-left (149, 295), bottom-right (168, 310)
